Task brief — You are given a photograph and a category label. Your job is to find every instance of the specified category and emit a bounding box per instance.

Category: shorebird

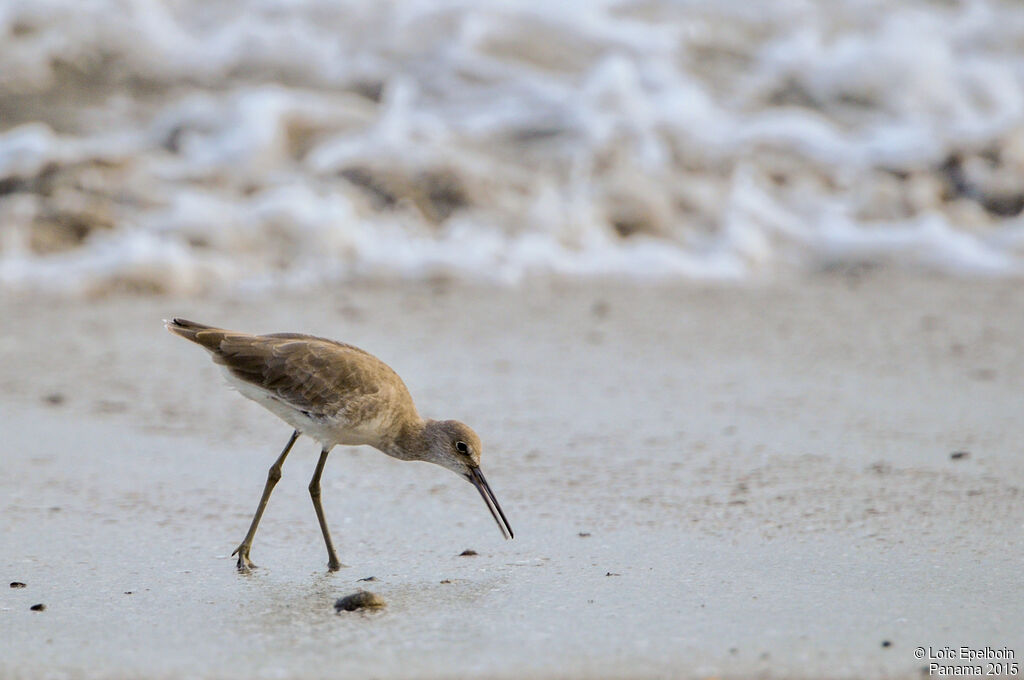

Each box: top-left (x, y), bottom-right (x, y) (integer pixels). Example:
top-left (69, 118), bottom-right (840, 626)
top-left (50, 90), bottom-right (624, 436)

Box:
top-left (165, 318), bottom-right (513, 572)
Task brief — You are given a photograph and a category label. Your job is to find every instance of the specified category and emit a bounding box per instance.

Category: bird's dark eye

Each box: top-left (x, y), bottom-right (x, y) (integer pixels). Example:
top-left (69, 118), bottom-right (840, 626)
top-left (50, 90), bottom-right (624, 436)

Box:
top-left (455, 441), bottom-right (469, 454)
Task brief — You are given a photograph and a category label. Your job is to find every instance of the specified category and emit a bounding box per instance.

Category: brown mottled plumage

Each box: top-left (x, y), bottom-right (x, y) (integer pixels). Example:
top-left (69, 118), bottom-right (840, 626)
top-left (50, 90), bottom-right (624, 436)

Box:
top-left (165, 318), bottom-right (512, 572)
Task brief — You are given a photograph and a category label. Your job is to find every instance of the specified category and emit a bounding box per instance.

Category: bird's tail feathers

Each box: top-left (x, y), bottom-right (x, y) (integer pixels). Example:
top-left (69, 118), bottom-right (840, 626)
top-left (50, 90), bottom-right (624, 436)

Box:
top-left (164, 318), bottom-right (220, 345)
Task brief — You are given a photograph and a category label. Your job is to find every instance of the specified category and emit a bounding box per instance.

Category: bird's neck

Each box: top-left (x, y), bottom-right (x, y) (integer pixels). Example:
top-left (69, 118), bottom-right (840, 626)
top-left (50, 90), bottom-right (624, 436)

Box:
top-left (380, 417), bottom-right (430, 461)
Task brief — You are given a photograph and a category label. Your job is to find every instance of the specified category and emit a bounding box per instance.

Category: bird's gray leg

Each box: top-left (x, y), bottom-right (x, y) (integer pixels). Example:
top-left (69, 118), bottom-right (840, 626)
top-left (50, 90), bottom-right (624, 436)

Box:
top-left (232, 430), bottom-right (299, 573)
top-left (309, 447), bottom-right (345, 571)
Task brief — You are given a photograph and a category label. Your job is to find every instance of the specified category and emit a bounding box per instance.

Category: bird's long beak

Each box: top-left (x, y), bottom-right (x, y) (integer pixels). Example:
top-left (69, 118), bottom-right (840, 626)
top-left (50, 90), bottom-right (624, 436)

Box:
top-left (466, 467), bottom-right (513, 540)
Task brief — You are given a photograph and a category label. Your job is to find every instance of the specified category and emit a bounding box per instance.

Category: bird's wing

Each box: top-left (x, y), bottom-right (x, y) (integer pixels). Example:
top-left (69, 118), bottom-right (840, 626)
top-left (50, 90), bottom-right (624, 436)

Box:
top-left (204, 332), bottom-right (402, 419)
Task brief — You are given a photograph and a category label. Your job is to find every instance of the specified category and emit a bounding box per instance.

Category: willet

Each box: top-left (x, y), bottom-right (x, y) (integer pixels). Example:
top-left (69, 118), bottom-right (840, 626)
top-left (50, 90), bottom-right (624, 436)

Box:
top-left (165, 318), bottom-right (513, 572)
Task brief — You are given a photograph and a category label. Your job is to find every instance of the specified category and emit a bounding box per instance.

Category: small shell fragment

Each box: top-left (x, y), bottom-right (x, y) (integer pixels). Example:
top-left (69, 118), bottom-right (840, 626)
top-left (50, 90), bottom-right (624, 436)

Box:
top-left (334, 590), bottom-right (386, 612)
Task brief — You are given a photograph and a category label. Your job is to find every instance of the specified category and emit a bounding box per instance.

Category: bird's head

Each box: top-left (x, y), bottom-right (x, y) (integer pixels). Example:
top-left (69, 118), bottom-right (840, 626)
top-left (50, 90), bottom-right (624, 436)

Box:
top-left (422, 419), bottom-right (513, 540)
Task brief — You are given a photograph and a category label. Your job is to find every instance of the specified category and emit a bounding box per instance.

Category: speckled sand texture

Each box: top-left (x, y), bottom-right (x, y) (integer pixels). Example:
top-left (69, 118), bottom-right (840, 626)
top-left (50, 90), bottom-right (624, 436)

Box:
top-left (1, 274), bottom-right (1022, 679)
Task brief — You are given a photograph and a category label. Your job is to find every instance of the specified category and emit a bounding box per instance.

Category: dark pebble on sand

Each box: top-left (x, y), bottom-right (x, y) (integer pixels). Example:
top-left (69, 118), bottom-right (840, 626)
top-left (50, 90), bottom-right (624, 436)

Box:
top-left (605, 571), bottom-right (620, 577)
top-left (10, 582), bottom-right (26, 588)
top-left (30, 604), bottom-right (46, 611)
top-left (951, 450), bottom-right (969, 460)
top-left (334, 590), bottom-right (386, 612)
top-left (459, 549), bottom-right (478, 556)
top-left (43, 393), bottom-right (65, 406)
top-left (882, 640), bottom-right (892, 648)
top-left (357, 576), bottom-right (376, 582)
top-left (578, 532), bottom-right (591, 537)
top-left (440, 579), bottom-right (452, 584)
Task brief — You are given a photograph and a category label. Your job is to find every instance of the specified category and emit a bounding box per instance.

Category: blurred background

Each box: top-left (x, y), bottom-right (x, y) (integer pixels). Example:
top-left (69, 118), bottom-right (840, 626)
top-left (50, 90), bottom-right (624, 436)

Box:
top-left (2, 0), bottom-right (1023, 296)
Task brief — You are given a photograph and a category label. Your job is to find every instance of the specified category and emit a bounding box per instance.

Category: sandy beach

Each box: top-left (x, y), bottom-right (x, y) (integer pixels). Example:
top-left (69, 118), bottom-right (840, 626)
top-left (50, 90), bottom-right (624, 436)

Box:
top-left (1, 272), bottom-right (1021, 679)
top-left (3, 0), bottom-right (1024, 676)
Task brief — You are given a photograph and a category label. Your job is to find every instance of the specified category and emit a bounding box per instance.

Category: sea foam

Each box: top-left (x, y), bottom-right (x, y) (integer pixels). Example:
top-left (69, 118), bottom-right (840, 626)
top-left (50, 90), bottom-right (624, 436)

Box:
top-left (1, 0), bottom-right (1023, 294)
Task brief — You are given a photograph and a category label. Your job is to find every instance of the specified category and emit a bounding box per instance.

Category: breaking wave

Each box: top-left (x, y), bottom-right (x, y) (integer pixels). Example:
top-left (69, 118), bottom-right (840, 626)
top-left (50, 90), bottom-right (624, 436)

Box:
top-left (1, 0), bottom-right (1023, 294)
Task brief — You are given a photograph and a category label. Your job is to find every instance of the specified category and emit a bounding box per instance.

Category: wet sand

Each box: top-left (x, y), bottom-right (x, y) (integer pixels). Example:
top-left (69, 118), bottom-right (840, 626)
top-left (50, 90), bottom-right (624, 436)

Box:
top-left (1, 274), bottom-right (1022, 679)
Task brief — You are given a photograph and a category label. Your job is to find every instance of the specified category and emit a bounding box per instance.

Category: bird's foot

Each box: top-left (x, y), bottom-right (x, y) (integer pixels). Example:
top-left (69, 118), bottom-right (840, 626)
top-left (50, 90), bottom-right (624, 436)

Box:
top-left (327, 556), bottom-right (348, 572)
top-left (232, 544), bottom-right (257, 573)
